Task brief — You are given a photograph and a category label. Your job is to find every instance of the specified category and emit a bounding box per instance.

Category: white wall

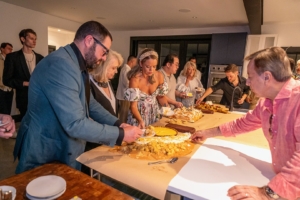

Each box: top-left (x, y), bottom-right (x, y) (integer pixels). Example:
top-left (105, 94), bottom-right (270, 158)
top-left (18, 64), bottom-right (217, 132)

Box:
top-left (0, 1), bottom-right (80, 56)
top-left (110, 25), bottom-right (250, 60)
top-left (48, 30), bottom-right (75, 51)
top-left (262, 22), bottom-right (300, 47)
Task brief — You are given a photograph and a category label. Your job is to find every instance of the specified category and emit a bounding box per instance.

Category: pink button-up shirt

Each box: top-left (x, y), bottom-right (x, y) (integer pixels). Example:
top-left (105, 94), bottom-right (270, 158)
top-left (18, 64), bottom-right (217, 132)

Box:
top-left (220, 78), bottom-right (300, 200)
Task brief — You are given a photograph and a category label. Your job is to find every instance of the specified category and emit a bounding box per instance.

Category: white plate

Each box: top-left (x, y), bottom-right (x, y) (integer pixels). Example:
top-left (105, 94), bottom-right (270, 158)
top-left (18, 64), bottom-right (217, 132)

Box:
top-left (26, 175), bottom-right (66, 198)
top-left (0, 185), bottom-right (16, 200)
top-left (26, 188), bottom-right (66, 200)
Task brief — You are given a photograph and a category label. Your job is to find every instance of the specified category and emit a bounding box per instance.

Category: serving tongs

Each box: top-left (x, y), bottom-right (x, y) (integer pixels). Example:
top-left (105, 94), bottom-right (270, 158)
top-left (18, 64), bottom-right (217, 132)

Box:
top-left (148, 157), bottom-right (178, 165)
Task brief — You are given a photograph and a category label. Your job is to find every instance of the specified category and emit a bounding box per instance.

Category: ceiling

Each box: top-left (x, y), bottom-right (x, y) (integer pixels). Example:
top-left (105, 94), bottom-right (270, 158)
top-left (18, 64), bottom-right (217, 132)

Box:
top-left (1, 0), bottom-right (299, 31)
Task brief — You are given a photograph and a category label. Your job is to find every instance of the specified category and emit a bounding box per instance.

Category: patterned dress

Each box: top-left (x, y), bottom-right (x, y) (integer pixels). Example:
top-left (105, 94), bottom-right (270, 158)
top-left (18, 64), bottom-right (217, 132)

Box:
top-left (124, 82), bottom-right (168, 127)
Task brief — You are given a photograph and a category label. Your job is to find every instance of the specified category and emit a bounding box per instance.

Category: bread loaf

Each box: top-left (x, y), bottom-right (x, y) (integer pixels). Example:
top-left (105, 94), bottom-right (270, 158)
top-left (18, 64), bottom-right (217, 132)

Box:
top-left (165, 124), bottom-right (196, 134)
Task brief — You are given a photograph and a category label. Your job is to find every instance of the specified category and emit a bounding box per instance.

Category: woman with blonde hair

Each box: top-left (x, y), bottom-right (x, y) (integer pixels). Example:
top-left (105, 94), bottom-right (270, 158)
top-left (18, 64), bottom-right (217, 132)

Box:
top-left (89, 49), bottom-right (123, 116)
top-left (176, 61), bottom-right (205, 107)
top-left (125, 48), bottom-right (168, 128)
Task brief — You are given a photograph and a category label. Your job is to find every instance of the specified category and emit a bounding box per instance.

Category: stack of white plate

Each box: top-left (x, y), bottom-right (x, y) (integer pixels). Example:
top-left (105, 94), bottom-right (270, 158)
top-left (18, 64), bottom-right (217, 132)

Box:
top-left (26, 175), bottom-right (66, 200)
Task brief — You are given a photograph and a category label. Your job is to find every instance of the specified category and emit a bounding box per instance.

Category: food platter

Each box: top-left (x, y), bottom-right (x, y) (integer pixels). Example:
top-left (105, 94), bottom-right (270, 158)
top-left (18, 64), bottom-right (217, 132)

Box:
top-left (160, 107), bottom-right (174, 117)
top-left (171, 107), bottom-right (203, 123)
top-left (135, 132), bottom-right (190, 145)
top-left (195, 102), bottom-right (229, 114)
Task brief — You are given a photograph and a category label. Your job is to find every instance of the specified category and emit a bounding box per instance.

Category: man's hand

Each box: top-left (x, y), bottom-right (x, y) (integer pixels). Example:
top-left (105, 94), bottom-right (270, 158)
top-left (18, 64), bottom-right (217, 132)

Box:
top-left (196, 97), bottom-right (204, 105)
top-left (123, 126), bottom-right (143, 143)
top-left (23, 81), bottom-right (29, 86)
top-left (190, 127), bottom-right (221, 143)
top-left (227, 185), bottom-right (271, 200)
top-left (119, 123), bottom-right (131, 128)
top-left (0, 115), bottom-right (15, 139)
top-left (238, 98), bottom-right (245, 104)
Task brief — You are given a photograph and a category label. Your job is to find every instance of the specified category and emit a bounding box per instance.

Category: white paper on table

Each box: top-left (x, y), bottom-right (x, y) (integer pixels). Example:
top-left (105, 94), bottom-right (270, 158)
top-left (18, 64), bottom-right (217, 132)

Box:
top-left (168, 138), bottom-right (275, 200)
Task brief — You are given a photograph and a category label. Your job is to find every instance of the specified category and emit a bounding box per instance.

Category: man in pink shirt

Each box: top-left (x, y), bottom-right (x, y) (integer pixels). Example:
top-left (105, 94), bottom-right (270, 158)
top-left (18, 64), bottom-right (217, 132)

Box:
top-left (192, 47), bottom-right (300, 200)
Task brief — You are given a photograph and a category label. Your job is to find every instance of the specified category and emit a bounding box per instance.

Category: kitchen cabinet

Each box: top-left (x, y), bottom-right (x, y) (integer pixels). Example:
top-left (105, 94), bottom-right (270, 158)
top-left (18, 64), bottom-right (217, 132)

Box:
top-left (210, 33), bottom-right (247, 66)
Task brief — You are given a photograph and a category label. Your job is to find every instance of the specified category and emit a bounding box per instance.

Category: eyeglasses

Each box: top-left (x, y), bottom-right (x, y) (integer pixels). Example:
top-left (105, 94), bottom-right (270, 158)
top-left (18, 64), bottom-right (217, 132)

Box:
top-left (92, 36), bottom-right (109, 57)
top-left (269, 114), bottom-right (273, 138)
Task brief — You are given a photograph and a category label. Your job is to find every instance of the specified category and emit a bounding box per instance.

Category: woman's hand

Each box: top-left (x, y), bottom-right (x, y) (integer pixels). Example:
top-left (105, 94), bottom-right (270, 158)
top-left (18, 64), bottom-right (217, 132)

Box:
top-left (175, 102), bottom-right (183, 108)
top-left (138, 120), bottom-right (145, 129)
top-left (179, 92), bottom-right (187, 99)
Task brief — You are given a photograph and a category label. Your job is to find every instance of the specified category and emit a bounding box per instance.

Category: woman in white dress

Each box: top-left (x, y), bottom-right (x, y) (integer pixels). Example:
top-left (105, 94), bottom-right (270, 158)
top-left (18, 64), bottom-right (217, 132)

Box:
top-left (176, 61), bottom-right (205, 107)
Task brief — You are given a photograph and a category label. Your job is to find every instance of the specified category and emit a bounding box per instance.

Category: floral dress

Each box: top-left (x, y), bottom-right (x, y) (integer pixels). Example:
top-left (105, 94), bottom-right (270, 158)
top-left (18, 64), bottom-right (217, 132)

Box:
top-left (124, 82), bottom-right (168, 127)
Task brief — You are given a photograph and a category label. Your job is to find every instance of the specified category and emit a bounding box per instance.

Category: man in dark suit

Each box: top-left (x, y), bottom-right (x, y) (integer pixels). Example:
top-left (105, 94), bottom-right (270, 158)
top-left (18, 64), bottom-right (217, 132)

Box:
top-left (3, 29), bottom-right (44, 119)
top-left (0, 42), bottom-right (13, 114)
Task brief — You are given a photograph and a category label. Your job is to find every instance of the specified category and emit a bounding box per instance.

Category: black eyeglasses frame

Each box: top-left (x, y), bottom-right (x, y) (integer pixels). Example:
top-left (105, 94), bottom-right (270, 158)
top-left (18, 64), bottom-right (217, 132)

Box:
top-left (92, 36), bottom-right (109, 56)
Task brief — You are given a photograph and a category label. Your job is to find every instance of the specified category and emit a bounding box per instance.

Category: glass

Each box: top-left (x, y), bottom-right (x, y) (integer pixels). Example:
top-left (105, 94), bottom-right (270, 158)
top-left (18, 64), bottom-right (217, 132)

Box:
top-left (92, 37), bottom-right (109, 56)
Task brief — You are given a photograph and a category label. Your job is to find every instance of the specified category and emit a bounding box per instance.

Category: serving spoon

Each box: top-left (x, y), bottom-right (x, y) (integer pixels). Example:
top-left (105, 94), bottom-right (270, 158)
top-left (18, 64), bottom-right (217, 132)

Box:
top-left (148, 157), bottom-right (178, 165)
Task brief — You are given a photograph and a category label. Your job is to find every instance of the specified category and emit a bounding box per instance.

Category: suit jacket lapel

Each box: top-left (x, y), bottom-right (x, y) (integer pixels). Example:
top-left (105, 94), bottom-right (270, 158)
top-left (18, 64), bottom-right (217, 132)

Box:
top-left (18, 50), bottom-right (31, 80)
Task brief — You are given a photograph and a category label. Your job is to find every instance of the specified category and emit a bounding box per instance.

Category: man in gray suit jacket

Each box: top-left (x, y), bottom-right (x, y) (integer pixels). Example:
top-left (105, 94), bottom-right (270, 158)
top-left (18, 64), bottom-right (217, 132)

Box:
top-left (13, 21), bottom-right (142, 174)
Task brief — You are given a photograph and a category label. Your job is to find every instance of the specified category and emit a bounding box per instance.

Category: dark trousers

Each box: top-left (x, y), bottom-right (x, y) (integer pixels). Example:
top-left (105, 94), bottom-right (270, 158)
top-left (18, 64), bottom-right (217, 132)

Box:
top-left (0, 89), bottom-right (13, 114)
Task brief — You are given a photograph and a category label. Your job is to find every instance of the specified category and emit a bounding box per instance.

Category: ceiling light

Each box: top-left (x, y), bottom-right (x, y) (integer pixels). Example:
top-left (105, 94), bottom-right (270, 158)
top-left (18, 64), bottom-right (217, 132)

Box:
top-left (58, 29), bottom-right (61, 32)
top-left (192, 16), bottom-right (197, 19)
top-left (179, 9), bottom-right (191, 13)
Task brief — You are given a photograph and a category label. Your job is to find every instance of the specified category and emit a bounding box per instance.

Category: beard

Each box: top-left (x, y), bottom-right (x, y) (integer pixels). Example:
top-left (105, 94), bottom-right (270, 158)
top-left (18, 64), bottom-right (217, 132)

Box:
top-left (85, 43), bottom-right (100, 69)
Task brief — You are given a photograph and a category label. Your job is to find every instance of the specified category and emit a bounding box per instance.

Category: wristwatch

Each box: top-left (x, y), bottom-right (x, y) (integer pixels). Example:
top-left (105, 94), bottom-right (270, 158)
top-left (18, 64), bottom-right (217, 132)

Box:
top-left (264, 186), bottom-right (280, 199)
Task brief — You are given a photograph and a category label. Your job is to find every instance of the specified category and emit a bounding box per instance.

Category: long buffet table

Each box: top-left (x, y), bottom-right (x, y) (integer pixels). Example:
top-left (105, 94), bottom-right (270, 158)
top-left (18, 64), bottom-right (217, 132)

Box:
top-left (77, 111), bottom-right (274, 199)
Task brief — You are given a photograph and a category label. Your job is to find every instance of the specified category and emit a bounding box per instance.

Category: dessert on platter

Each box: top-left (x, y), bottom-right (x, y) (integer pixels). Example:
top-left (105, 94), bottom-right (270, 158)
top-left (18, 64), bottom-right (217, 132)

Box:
top-left (195, 102), bottom-right (229, 114)
top-left (111, 126), bottom-right (194, 160)
top-left (170, 107), bottom-right (203, 123)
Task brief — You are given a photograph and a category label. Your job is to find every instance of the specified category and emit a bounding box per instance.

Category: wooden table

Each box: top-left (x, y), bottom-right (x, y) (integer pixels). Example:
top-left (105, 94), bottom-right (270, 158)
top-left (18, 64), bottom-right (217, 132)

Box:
top-left (0, 163), bottom-right (133, 200)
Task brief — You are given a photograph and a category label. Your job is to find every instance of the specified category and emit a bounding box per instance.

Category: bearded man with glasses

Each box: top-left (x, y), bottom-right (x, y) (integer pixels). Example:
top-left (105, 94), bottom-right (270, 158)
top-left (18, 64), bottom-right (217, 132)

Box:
top-left (13, 21), bottom-right (142, 174)
top-left (192, 47), bottom-right (300, 200)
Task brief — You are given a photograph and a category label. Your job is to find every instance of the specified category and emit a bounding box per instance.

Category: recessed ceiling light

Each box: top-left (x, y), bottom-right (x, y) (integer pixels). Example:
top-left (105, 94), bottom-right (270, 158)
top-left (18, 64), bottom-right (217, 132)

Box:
top-left (96, 17), bottom-right (106, 20)
top-left (192, 16), bottom-right (197, 19)
top-left (58, 29), bottom-right (61, 32)
top-left (149, 20), bottom-right (154, 22)
top-left (179, 9), bottom-right (191, 13)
